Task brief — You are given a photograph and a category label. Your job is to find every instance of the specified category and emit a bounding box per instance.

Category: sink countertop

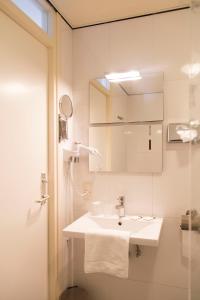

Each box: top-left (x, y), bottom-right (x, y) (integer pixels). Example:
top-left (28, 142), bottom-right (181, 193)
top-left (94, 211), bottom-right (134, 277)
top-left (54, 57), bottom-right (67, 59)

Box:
top-left (63, 213), bottom-right (163, 247)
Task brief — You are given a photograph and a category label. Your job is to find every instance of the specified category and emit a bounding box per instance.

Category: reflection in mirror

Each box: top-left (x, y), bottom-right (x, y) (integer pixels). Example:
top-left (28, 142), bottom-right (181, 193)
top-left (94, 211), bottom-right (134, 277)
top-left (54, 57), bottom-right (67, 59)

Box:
top-left (89, 124), bottom-right (162, 173)
top-left (90, 72), bottom-right (164, 124)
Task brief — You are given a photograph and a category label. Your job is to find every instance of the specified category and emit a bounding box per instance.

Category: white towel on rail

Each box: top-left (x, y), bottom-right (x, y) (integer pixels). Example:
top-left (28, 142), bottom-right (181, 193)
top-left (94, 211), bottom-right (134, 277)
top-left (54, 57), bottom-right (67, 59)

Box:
top-left (84, 229), bottom-right (130, 278)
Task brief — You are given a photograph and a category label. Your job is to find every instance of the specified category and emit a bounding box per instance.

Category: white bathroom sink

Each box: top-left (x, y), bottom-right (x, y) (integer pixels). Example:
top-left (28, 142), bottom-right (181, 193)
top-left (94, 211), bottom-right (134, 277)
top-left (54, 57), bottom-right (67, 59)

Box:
top-left (63, 213), bottom-right (163, 247)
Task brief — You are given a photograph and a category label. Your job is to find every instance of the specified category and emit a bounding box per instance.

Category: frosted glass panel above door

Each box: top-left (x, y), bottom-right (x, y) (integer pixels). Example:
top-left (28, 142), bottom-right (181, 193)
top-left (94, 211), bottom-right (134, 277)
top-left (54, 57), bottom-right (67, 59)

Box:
top-left (11, 0), bottom-right (51, 33)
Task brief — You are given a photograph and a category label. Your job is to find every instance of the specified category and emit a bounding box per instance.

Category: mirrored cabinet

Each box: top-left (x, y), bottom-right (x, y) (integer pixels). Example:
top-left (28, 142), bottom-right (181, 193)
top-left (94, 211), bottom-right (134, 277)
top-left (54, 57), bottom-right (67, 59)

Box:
top-left (90, 72), bottom-right (164, 124)
top-left (89, 124), bottom-right (163, 173)
top-left (89, 71), bottom-right (164, 173)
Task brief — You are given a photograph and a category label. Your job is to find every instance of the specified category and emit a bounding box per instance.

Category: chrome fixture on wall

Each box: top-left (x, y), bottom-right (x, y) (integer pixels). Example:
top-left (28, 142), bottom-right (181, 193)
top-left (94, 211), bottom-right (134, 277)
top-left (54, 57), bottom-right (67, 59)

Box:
top-left (59, 95), bottom-right (73, 142)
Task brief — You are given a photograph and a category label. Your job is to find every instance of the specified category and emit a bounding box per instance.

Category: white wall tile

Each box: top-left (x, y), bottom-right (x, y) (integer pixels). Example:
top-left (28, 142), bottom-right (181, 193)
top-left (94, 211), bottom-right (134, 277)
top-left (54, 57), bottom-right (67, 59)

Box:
top-left (73, 94), bottom-right (89, 143)
top-left (129, 218), bottom-right (189, 288)
top-left (109, 17), bottom-right (154, 72)
top-left (153, 147), bottom-right (190, 218)
top-left (92, 174), bottom-right (153, 216)
top-left (164, 80), bottom-right (190, 123)
top-left (73, 25), bottom-right (110, 90)
top-left (73, 237), bottom-right (188, 300)
top-left (152, 10), bottom-right (190, 81)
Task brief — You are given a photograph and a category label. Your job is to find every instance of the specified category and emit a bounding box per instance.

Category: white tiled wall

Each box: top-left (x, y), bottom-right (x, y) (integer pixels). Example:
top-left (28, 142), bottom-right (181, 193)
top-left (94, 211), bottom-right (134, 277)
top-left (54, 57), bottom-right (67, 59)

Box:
top-left (72, 9), bottom-right (191, 300)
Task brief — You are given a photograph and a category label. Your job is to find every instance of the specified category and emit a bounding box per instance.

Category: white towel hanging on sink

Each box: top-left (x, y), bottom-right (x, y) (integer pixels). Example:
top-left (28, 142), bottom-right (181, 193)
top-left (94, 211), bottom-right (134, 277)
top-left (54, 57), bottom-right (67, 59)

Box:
top-left (84, 229), bottom-right (130, 278)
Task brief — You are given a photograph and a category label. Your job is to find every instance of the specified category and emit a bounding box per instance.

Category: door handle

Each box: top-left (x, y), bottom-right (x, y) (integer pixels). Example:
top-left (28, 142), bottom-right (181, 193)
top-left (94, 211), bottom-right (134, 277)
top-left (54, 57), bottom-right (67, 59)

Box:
top-left (36, 173), bottom-right (49, 205)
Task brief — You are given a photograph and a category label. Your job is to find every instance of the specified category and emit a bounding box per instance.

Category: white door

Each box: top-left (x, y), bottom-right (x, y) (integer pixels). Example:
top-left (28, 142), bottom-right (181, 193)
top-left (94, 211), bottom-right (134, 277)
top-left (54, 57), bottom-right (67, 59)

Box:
top-left (0, 10), bottom-right (48, 300)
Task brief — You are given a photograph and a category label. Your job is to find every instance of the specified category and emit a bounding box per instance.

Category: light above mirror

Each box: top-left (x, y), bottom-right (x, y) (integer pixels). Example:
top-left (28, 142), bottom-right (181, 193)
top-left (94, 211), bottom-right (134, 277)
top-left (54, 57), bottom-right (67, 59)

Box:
top-left (105, 70), bottom-right (142, 82)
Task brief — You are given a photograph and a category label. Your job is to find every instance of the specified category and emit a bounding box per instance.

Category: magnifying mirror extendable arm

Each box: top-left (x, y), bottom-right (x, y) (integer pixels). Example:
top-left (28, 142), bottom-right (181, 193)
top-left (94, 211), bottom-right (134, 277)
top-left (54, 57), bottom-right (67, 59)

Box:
top-left (59, 95), bottom-right (73, 142)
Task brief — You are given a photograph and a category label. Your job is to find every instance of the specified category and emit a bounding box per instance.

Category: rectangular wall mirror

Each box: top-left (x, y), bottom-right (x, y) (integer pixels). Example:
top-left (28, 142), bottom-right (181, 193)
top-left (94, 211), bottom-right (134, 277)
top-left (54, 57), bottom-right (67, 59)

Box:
top-left (90, 72), bottom-right (164, 124)
top-left (89, 123), bottom-right (163, 173)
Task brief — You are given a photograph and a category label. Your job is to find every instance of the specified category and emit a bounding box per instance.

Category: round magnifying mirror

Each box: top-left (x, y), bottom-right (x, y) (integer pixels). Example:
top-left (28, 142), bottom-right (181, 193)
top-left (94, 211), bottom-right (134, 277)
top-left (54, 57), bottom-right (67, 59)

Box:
top-left (59, 95), bottom-right (73, 120)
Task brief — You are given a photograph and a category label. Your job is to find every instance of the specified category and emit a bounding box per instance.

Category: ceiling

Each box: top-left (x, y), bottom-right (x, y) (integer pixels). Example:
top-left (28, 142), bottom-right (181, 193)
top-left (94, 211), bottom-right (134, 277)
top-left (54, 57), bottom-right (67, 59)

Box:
top-left (49, 0), bottom-right (190, 28)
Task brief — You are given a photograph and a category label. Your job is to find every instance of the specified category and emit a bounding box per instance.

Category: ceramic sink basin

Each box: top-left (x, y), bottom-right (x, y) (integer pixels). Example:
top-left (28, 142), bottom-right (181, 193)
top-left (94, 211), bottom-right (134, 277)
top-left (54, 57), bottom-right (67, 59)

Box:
top-left (63, 213), bottom-right (163, 247)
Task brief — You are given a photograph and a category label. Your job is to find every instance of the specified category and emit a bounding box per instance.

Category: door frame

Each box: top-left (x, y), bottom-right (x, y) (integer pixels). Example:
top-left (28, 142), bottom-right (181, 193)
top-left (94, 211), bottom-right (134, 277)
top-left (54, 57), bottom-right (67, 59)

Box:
top-left (0, 1), bottom-right (58, 300)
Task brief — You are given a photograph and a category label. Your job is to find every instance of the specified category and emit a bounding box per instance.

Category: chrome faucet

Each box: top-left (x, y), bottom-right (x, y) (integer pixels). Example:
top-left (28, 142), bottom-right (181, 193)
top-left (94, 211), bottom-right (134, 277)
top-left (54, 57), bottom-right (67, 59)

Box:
top-left (115, 196), bottom-right (125, 217)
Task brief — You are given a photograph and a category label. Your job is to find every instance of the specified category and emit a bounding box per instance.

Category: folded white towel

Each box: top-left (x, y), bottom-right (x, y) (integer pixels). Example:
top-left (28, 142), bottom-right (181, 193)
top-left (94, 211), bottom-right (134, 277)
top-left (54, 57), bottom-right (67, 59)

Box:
top-left (84, 229), bottom-right (130, 278)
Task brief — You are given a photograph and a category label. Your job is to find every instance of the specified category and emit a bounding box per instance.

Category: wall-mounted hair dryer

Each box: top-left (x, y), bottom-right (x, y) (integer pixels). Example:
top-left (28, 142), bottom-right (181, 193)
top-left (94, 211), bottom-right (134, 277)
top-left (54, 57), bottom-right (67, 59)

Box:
top-left (62, 141), bottom-right (101, 163)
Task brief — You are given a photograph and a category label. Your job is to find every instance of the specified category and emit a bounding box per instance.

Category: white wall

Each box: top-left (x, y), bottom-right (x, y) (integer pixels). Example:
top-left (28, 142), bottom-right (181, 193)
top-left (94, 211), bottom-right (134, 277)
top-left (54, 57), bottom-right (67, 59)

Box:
top-left (72, 9), bottom-right (191, 300)
top-left (56, 15), bottom-right (73, 295)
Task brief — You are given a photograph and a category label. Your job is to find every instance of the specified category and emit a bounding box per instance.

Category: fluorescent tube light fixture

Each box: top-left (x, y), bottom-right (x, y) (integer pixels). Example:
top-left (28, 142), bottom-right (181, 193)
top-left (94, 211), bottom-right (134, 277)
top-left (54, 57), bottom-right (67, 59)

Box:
top-left (105, 70), bottom-right (142, 82)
